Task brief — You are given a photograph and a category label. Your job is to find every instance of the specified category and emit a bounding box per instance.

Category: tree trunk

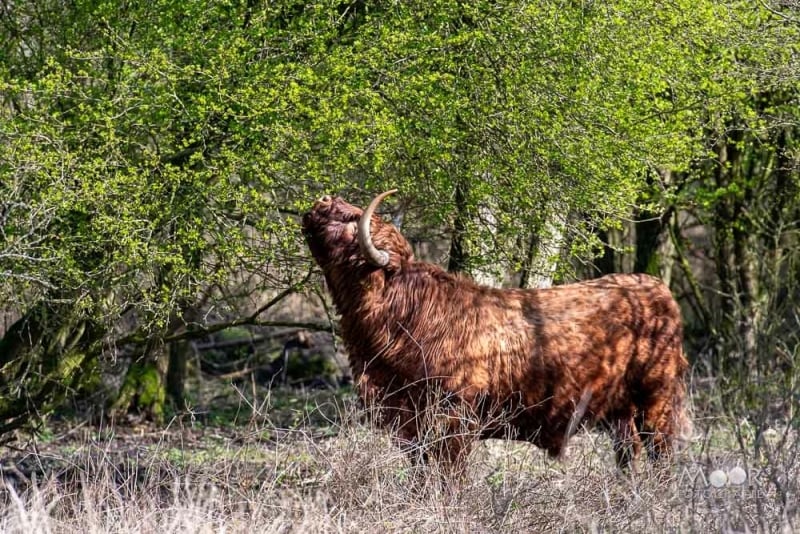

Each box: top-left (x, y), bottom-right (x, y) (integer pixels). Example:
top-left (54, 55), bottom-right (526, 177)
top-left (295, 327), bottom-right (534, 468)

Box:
top-left (471, 203), bottom-right (503, 287)
top-left (447, 177), bottom-right (504, 287)
top-left (447, 179), bottom-right (469, 275)
top-left (712, 127), bottom-right (763, 375)
top-left (0, 307), bottom-right (45, 370)
top-left (634, 171), bottom-right (676, 286)
top-left (594, 228), bottom-right (622, 277)
top-left (519, 205), bottom-right (568, 289)
top-left (712, 133), bottom-right (741, 373)
top-left (0, 304), bottom-right (100, 437)
top-left (112, 345), bottom-right (168, 423)
top-left (166, 340), bottom-right (189, 411)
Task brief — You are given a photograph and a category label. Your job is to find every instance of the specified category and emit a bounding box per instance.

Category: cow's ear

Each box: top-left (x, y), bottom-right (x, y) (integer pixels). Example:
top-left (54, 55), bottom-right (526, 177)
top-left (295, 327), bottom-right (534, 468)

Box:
top-left (383, 252), bottom-right (404, 273)
top-left (380, 235), bottom-right (414, 273)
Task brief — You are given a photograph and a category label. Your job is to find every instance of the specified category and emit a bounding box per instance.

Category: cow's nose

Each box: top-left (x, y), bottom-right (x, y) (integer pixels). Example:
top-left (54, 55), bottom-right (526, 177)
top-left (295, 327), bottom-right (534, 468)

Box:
top-left (319, 194), bottom-right (332, 203)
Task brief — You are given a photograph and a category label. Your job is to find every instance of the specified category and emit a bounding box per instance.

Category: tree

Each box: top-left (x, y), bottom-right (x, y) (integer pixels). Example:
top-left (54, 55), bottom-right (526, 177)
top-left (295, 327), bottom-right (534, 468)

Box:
top-left (0, 0), bottom-right (321, 429)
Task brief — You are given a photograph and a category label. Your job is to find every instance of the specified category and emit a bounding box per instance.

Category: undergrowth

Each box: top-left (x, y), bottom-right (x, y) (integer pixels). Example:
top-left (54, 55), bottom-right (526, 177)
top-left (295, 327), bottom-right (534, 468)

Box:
top-left (0, 384), bottom-right (797, 533)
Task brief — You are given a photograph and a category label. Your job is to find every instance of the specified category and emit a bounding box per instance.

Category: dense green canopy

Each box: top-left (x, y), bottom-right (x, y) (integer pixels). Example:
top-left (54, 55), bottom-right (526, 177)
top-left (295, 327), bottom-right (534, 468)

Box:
top-left (1, 0), bottom-right (798, 432)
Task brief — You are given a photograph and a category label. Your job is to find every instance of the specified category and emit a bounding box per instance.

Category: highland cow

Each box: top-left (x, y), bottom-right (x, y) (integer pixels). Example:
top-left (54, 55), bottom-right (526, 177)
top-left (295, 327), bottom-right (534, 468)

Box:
top-left (302, 190), bottom-right (689, 471)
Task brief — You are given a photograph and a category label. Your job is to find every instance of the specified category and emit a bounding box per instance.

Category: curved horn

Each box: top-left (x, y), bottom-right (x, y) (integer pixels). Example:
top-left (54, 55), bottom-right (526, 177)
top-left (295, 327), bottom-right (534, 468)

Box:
top-left (357, 189), bottom-right (398, 267)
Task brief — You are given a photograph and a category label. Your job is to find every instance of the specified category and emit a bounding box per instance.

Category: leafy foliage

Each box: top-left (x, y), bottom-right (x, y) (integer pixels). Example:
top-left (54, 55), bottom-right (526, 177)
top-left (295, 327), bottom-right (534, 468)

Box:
top-left (1, 0), bottom-right (799, 433)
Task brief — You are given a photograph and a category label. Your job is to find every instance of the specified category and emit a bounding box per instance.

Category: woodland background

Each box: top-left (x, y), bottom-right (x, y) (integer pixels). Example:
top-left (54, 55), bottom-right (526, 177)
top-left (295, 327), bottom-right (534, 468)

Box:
top-left (1, 1), bottom-right (799, 531)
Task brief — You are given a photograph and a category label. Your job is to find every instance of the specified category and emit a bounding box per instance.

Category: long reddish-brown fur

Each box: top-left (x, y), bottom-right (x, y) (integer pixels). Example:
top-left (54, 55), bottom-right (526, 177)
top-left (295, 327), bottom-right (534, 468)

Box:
top-left (302, 192), bottom-right (689, 470)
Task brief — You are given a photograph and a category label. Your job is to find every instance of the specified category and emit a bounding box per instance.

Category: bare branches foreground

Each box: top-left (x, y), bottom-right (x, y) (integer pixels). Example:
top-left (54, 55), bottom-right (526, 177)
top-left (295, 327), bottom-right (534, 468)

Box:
top-left (0, 387), bottom-right (796, 533)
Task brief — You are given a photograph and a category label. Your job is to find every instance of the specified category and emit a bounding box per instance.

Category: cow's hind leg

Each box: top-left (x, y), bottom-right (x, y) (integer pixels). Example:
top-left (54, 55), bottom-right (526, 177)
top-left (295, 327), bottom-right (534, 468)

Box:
top-left (636, 389), bottom-right (685, 461)
top-left (611, 416), bottom-right (642, 469)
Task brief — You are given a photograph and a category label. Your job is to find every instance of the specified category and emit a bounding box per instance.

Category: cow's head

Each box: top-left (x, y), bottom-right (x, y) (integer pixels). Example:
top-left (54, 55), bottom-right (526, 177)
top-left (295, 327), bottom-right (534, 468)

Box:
top-left (302, 190), bottom-right (414, 274)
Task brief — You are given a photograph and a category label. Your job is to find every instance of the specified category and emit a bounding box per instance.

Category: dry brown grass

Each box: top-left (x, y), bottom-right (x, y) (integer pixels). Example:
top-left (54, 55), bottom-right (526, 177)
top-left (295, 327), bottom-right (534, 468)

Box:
top-left (0, 386), bottom-right (797, 533)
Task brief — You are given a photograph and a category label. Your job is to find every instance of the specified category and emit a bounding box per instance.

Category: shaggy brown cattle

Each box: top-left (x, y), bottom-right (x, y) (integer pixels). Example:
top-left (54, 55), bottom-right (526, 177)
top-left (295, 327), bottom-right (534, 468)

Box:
top-left (302, 190), bottom-right (690, 470)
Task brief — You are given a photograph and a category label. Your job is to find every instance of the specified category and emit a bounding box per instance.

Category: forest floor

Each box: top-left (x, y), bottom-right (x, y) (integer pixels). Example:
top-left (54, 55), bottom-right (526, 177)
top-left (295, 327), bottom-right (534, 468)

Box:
top-left (0, 378), bottom-right (797, 533)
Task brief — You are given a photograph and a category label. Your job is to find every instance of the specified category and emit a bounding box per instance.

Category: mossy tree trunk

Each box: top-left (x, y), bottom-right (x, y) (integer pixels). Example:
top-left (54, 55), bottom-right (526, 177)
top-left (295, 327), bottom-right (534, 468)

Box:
top-left (111, 345), bottom-right (168, 423)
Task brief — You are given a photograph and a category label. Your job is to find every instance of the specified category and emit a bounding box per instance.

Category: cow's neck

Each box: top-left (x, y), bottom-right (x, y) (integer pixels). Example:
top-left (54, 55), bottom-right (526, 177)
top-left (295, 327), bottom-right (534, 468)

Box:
top-left (326, 268), bottom-right (392, 363)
